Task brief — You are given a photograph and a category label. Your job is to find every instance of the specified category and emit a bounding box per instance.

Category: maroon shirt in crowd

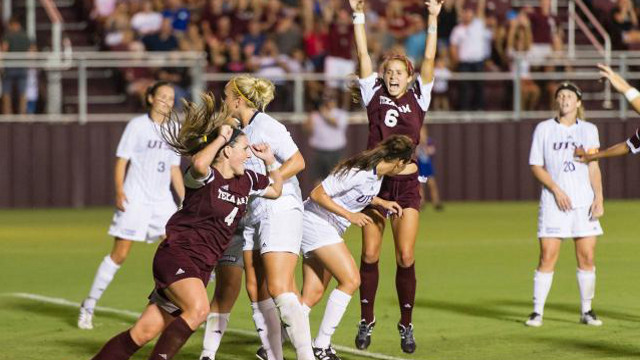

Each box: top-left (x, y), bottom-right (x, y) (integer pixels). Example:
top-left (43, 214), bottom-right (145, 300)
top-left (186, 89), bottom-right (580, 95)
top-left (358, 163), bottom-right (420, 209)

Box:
top-left (327, 23), bottom-right (353, 59)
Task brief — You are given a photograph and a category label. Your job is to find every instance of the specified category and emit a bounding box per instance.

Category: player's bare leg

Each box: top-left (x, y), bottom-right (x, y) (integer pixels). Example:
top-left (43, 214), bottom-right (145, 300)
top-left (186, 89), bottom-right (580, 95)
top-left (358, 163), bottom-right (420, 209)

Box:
top-left (390, 209), bottom-right (419, 353)
top-left (526, 238), bottom-right (562, 327)
top-left (246, 250), bottom-right (283, 360)
top-left (356, 208), bottom-right (385, 350)
top-left (79, 238), bottom-right (134, 329)
top-left (574, 236), bottom-right (601, 326)
top-left (201, 265), bottom-right (243, 360)
top-left (263, 252), bottom-right (314, 360)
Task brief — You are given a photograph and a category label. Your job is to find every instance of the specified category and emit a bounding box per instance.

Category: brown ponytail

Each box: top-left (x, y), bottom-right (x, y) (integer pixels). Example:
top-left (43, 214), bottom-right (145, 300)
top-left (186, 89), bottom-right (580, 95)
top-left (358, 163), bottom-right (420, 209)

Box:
top-left (332, 135), bottom-right (415, 177)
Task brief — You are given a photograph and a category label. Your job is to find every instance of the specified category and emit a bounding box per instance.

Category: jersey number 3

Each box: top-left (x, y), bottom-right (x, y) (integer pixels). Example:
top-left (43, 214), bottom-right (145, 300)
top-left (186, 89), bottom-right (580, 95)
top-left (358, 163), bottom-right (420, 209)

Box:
top-left (224, 207), bottom-right (239, 226)
top-left (384, 109), bottom-right (399, 127)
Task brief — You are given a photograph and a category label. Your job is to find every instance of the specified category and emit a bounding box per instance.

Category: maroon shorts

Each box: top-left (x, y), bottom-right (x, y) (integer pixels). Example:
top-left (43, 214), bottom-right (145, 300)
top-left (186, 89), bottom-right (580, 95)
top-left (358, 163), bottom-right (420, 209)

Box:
top-left (369, 173), bottom-right (421, 216)
top-left (152, 242), bottom-right (212, 290)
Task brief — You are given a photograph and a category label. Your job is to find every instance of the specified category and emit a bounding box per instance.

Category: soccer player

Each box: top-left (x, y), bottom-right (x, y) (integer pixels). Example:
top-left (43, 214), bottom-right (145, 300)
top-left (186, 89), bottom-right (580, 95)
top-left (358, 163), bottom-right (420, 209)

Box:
top-left (78, 81), bottom-right (185, 330)
top-left (301, 135), bottom-right (417, 360)
top-left (575, 64), bottom-right (640, 162)
top-left (221, 74), bottom-right (312, 360)
top-left (349, 0), bottom-right (441, 353)
top-left (526, 82), bottom-right (604, 328)
top-left (91, 94), bottom-right (284, 360)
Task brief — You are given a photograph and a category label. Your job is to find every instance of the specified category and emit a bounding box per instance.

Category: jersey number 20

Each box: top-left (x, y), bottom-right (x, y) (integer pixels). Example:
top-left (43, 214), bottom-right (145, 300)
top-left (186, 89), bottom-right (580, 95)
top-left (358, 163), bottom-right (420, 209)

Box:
top-left (384, 109), bottom-right (399, 127)
top-left (224, 207), bottom-right (239, 226)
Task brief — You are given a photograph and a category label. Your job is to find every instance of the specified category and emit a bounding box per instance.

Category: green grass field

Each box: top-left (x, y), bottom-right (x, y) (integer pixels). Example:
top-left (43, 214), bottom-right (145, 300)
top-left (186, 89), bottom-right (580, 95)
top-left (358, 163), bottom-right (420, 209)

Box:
top-left (3, 201), bottom-right (640, 360)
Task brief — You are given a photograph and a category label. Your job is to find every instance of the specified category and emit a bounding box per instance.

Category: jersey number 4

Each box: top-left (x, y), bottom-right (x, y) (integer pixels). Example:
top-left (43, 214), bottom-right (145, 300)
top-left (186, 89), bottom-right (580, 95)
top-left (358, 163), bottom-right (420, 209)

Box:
top-left (384, 109), bottom-right (399, 127)
top-left (224, 207), bottom-right (239, 226)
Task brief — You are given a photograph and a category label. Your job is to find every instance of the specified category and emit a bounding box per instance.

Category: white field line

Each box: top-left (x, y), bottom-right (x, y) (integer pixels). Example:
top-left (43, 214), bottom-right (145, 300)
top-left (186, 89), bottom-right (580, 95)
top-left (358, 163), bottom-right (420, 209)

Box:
top-left (4, 292), bottom-right (418, 360)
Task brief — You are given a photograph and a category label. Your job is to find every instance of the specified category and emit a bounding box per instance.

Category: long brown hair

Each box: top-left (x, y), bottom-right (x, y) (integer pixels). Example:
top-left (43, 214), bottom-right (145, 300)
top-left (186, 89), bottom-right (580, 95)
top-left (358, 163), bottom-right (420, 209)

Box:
top-left (332, 135), bottom-right (415, 177)
top-left (161, 92), bottom-right (241, 156)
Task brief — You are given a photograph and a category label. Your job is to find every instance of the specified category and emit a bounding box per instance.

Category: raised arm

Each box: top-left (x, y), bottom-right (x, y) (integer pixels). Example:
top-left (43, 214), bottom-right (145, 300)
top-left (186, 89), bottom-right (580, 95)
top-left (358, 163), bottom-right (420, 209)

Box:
top-left (598, 63), bottom-right (640, 113)
top-left (190, 125), bottom-right (233, 179)
top-left (349, 0), bottom-right (373, 78)
top-left (421, 0), bottom-right (443, 83)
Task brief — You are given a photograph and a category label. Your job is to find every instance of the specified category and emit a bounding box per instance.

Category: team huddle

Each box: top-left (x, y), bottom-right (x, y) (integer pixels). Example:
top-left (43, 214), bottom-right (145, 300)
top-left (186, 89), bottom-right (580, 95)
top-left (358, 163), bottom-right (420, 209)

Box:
top-left (72, 0), bottom-right (640, 359)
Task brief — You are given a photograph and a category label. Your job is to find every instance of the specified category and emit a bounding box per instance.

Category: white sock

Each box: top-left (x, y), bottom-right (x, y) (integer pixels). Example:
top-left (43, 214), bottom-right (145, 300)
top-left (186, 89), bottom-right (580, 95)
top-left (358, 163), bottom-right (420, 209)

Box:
top-left (253, 300), bottom-right (283, 360)
top-left (201, 313), bottom-right (230, 358)
top-left (577, 268), bottom-right (596, 314)
top-left (314, 289), bottom-right (351, 349)
top-left (532, 270), bottom-right (554, 315)
top-left (302, 303), bottom-right (311, 318)
top-left (274, 293), bottom-right (314, 360)
top-left (84, 255), bottom-right (120, 310)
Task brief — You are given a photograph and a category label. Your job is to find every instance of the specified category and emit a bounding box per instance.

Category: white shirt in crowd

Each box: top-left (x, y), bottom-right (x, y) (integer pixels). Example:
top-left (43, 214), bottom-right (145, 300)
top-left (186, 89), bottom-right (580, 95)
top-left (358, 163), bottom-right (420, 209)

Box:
top-left (433, 66), bottom-right (452, 94)
top-left (305, 168), bottom-right (383, 234)
top-left (131, 11), bottom-right (164, 35)
top-left (116, 114), bottom-right (181, 204)
top-left (308, 108), bottom-right (348, 151)
top-left (449, 18), bottom-right (489, 63)
top-left (26, 68), bottom-right (38, 101)
top-left (529, 118), bottom-right (600, 209)
top-left (242, 111), bottom-right (303, 224)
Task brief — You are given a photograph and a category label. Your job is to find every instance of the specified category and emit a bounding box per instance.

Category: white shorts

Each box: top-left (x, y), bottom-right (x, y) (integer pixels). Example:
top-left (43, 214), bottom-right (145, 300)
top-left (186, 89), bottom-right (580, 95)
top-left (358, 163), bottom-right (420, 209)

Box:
top-left (301, 210), bottom-right (343, 256)
top-left (108, 200), bottom-right (177, 242)
top-left (538, 205), bottom-right (603, 239)
top-left (324, 56), bottom-right (356, 90)
top-left (243, 209), bottom-right (303, 255)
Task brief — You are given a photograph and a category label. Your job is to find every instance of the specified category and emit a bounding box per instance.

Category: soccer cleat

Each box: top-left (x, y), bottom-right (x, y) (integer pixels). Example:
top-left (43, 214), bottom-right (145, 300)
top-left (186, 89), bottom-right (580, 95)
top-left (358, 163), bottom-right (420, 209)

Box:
top-left (77, 303), bottom-right (94, 330)
top-left (354, 319), bottom-right (376, 350)
top-left (313, 345), bottom-right (340, 360)
top-left (525, 312), bottom-right (543, 327)
top-left (200, 356), bottom-right (213, 360)
top-left (397, 323), bottom-right (416, 354)
top-left (200, 350), bottom-right (215, 360)
top-left (580, 310), bottom-right (603, 326)
top-left (255, 347), bottom-right (267, 360)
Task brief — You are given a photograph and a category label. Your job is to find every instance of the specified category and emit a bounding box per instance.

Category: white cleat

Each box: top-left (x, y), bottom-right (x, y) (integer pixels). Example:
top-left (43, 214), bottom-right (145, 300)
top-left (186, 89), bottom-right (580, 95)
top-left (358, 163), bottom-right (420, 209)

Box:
top-left (525, 312), bottom-right (543, 327)
top-left (580, 310), bottom-right (603, 326)
top-left (78, 305), bottom-right (94, 330)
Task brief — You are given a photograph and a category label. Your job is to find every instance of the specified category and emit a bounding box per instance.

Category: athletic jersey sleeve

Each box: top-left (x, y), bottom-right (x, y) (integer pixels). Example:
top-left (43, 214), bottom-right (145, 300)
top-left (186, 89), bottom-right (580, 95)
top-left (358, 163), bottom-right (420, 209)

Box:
top-left (183, 167), bottom-right (214, 189)
top-left (627, 128), bottom-right (640, 154)
top-left (321, 170), bottom-right (362, 197)
top-left (529, 123), bottom-right (545, 166)
top-left (359, 73), bottom-right (379, 107)
top-left (115, 120), bottom-right (138, 160)
top-left (586, 123), bottom-right (600, 150)
top-left (413, 75), bottom-right (435, 111)
top-left (247, 170), bottom-right (271, 196)
top-left (169, 151), bottom-right (181, 166)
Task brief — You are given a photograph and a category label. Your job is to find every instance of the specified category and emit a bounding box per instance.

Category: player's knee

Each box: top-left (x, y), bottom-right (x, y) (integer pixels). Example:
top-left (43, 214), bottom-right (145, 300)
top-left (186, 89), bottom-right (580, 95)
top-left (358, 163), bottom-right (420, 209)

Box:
top-left (131, 324), bottom-right (161, 345)
top-left (362, 248), bottom-right (380, 263)
top-left (303, 287), bottom-right (324, 307)
top-left (267, 281), bottom-right (289, 298)
top-left (186, 302), bottom-right (211, 325)
top-left (578, 254), bottom-right (595, 269)
top-left (340, 274), bottom-right (361, 295)
top-left (110, 252), bottom-right (127, 265)
top-left (397, 252), bottom-right (415, 268)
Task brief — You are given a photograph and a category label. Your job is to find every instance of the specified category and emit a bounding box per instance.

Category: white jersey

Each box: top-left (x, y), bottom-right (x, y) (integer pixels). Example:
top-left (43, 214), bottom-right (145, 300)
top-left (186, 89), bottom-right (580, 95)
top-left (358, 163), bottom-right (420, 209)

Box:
top-left (305, 168), bottom-right (383, 235)
top-left (242, 111), bottom-right (303, 224)
top-left (529, 118), bottom-right (600, 209)
top-left (116, 114), bottom-right (181, 204)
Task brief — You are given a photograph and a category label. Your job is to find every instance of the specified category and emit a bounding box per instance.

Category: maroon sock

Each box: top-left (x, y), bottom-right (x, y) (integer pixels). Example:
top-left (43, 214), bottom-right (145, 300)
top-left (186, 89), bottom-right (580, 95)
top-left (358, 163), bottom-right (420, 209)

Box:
top-left (147, 316), bottom-right (195, 360)
top-left (359, 259), bottom-right (379, 323)
top-left (92, 329), bottom-right (140, 360)
top-left (396, 263), bottom-right (417, 326)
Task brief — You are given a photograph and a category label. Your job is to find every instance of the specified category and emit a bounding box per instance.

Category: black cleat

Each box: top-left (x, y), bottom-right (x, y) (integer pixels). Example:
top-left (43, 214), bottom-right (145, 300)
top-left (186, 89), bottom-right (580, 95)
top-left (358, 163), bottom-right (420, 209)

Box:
top-left (354, 319), bottom-right (376, 350)
top-left (313, 345), bottom-right (340, 360)
top-left (397, 323), bottom-right (416, 354)
top-left (256, 346), bottom-right (267, 360)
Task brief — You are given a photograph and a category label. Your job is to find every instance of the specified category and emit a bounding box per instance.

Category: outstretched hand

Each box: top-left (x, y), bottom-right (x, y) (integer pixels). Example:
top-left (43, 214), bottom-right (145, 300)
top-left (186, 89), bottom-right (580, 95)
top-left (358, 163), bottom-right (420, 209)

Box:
top-left (425, 0), bottom-right (443, 17)
top-left (349, 0), bottom-right (365, 13)
top-left (598, 63), bottom-right (633, 94)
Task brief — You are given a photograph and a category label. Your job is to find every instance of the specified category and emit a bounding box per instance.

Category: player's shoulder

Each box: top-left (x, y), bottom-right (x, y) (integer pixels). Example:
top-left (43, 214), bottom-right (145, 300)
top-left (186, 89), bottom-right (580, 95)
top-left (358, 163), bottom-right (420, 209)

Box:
top-left (534, 118), bottom-right (557, 131)
top-left (253, 112), bottom-right (286, 131)
top-left (126, 114), bottom-right (152, 130)
top-left (577, 119), bottom-right (598, 131)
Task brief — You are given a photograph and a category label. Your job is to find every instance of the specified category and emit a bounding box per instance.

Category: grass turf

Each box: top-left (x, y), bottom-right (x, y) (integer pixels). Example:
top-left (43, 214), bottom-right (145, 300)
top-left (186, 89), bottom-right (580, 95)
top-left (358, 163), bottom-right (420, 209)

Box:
top-left (2, 201), bottom-right (640, 360)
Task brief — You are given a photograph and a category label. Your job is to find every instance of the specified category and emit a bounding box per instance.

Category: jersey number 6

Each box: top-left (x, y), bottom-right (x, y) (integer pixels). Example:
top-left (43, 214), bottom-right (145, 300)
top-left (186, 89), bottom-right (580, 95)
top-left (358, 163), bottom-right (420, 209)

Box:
top-left (384, 109), bottom-right (399, 127)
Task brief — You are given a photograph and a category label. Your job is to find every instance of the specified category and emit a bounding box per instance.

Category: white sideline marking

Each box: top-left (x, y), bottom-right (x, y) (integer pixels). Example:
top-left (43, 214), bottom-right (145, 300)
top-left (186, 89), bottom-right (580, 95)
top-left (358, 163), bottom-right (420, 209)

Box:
top-left (5, 292), bottom-right (417, 360)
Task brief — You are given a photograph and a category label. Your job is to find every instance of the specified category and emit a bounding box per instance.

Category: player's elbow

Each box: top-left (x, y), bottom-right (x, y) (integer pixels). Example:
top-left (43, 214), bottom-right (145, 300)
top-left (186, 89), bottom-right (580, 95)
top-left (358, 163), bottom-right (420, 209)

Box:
top-left (191, 157), bottom-right (211, 178)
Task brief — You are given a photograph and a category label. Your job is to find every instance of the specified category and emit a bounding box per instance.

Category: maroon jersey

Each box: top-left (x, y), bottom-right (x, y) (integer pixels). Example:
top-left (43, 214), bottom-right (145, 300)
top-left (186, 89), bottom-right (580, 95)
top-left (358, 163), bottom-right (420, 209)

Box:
top-left (627, 128), bottom-right (640, 154)
top-left (164, 167), bottom-right (269, 269)
top-left (359, 73), bottom-right (434, 150)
